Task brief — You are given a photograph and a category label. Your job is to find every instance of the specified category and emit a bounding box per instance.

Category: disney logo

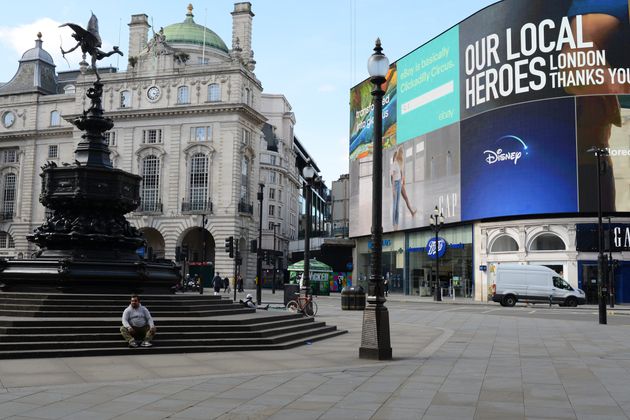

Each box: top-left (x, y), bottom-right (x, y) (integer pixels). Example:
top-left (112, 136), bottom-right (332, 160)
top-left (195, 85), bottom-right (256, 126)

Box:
top-left (483, 148), bottom-right (522, 165)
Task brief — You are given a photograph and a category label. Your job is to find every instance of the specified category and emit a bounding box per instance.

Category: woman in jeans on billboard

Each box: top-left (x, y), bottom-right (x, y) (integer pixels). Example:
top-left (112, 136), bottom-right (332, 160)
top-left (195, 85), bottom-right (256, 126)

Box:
top-left (390, 145), bottom-right (416, 230)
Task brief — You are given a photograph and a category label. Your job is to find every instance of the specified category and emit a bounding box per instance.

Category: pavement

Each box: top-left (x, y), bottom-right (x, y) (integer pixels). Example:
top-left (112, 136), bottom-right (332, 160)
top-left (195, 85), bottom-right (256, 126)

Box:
top-left (1, 290), bottom-right (630, 419)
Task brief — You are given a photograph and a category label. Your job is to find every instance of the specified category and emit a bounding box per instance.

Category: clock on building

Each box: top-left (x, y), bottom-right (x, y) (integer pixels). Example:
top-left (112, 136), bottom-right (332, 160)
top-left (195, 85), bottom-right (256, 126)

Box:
top-left (2, 111), bottom-right (15, 128)
top-left (147, 86), bottom-right (161, 101)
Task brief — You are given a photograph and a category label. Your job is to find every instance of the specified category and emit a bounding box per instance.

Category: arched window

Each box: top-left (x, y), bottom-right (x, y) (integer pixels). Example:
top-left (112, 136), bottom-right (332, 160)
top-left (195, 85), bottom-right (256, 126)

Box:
top-left (0, 231), bottom-right (14, 248)
top-left (530, 233), bottom-right (566, 251)
top-left (208, 83), bottom-right (221, 102)
top-left (2, 173), bottom-right (16, 219)
top-left (140, 155), bottom-right (160, 212)
top-left (189, 153), bottom-right (208, 211)
top-left (177, 86), bottom-right (189, 104)
top-left (120, 90), bottom-right (131, 108)
top-left (490, 235), bottom-right (519, 253)
top-left (50, 110), bottom-right (61, 126)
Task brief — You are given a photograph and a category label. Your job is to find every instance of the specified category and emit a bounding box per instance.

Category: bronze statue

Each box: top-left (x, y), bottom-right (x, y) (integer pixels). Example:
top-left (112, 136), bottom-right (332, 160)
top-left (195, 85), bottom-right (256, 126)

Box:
top-left (60, 13), bottom-right (123, 81)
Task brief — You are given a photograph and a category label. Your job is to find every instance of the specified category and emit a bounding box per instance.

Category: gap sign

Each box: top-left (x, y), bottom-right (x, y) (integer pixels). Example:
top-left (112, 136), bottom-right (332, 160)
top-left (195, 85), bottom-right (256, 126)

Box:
top-left (426, 237), bottom-right (447, 259)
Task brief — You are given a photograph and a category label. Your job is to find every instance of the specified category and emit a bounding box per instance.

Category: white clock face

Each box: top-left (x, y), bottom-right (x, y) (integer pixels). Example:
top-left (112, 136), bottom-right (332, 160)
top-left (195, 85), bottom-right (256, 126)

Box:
top-left (147, 86), bottom-right (161, 101)
top-left (2, 112), bottom-right (15, 128)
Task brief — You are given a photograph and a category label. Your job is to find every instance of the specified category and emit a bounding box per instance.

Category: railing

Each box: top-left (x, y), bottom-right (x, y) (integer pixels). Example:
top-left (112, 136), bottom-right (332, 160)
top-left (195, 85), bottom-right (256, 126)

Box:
top-left (238, 200), bottom-right (254, 214)
top-left (135, 201), bottom-right (163, 213)
top-left (181, 200), bottom-right (213, 214)
top-left (0, 211), bottom-right (13, 221)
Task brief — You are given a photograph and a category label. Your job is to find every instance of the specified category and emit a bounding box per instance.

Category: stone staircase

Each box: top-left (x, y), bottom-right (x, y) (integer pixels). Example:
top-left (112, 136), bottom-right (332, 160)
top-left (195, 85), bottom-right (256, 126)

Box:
top-left (0, 292), bottom-right (347, 359)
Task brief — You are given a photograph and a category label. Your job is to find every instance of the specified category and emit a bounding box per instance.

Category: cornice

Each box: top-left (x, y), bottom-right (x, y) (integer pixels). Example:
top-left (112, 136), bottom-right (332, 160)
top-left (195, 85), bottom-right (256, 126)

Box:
top-left (66, 103), bottom-right (267, 125)
top-left (0, 127), bottom-right (73, 140)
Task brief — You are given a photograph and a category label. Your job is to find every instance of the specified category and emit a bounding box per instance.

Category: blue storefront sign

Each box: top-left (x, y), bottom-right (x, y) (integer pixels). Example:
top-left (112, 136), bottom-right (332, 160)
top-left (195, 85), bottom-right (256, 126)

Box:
top-left (367, 239), bottom-right (392, 249)
top-left (426, 237), bottom-right (447, 259)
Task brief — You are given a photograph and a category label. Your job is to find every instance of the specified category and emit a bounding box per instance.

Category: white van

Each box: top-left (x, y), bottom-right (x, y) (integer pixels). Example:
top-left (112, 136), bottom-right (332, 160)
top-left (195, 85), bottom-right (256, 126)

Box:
top-left (491, 264), bottom-right (586, 307)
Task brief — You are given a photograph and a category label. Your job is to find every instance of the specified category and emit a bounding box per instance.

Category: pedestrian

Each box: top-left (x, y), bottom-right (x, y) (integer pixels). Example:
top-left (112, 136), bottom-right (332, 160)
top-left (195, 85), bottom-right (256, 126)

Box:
top-left (236, 275), bottom-right (244, 292)
top-left (223, 276), bottom-right (231, 293)
top-left (212, 272), bottom-right (222, 296)
top-left (120, 295), bottom-right (156, 348)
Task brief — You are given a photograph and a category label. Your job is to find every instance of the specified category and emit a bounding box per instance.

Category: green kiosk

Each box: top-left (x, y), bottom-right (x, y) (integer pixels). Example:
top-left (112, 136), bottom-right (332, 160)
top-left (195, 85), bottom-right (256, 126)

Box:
top-left (288, 259), bottom-right (332, 296)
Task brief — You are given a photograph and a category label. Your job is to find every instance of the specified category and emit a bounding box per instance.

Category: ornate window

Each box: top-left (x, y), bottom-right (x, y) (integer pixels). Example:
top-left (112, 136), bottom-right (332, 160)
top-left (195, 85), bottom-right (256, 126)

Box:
top-left (142, 129), bottom-right (162, 144)
top-left (120, 90), bottom-right (131, 108)
top-left (269, 204), bottom-right (275, 216)
top-left (193, 126), bottom-right (212, 142)
top-left (140, 155), bottom-right (160, 211)
top-left (0, 231), bottom-right (14, 248)
top-left (490, 235), bottom-right (519, 253)
top-left (104, 131), bottom-right (116, 147)
top-left (208, 83), bottom-right (220, 102)
top-left (1, 173), bottom-right (16, 219)
top-left (177, 86), bottom-right (189, 104)
top-left (48, 145), bottom-right (58, 159)
top-left (1, 149), bottom-right (18, 164)
top-left (530, 233), bottom-right (566, 251)
top-left (50, 110), bottom-right (61, 126)
top-left (189, 153), bottom-right (208, 211)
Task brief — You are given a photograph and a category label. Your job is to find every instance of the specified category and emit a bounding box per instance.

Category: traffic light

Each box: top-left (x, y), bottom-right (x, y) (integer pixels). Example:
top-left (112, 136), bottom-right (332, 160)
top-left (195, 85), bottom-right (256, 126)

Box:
top-left (224, 236), bottom-right (234, 258)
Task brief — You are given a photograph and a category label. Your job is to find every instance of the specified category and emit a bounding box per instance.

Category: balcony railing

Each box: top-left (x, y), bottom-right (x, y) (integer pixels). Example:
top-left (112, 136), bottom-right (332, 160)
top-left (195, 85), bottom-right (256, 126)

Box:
top-left (181, 199), bottom-right (213, 214)
top-left (0, 211), bottom-right (13, 221)
top-left (332, 226), bottom-right (349, 237)
top-left (136, 201), bottom-right (163, 214)
top-left (238, 200), bottom-right (253, 214)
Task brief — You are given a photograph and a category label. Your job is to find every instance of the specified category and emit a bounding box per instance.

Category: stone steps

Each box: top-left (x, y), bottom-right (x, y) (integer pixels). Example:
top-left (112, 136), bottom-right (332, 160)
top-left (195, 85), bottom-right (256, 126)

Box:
top-left (0, 292), bottom-right (347, 359)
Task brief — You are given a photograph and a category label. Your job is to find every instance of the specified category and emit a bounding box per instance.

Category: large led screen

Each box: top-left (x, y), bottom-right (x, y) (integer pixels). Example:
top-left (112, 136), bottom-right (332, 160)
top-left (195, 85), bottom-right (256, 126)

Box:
top-left (349, 0), bottom-right (630, 238)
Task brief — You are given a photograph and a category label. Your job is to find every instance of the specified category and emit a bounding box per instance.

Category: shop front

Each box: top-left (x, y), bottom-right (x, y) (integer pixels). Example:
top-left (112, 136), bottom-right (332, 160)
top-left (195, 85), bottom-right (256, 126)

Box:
top-left (407, 225), bottom-right (474, 298)
top-left (354, 225), bottom-right (473, 297)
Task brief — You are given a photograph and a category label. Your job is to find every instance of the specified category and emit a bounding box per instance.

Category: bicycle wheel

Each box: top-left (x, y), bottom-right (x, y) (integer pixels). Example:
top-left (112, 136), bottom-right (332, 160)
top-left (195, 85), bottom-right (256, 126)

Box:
top-left (286, 300), bottom-right (299, 313)
top-left (303, 300), bottom-right (318, 317)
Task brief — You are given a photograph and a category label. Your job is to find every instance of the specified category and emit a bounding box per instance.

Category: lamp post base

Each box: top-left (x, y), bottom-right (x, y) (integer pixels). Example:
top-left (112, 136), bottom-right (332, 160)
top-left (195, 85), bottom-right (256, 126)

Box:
top-left (359, 296), bottom-right (392, 360)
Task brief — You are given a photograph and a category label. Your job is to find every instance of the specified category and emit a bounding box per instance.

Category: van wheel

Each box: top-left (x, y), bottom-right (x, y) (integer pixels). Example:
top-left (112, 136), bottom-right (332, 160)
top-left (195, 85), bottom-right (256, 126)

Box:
top-left (503, 295), bottom-right (516, 307)
top-left (565, 297), bottom-right (578, 307)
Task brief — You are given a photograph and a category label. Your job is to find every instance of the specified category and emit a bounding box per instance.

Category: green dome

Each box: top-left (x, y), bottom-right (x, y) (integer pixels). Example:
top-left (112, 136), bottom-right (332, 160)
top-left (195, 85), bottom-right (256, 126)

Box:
top-left (163, 4), bottom-right (228, 53)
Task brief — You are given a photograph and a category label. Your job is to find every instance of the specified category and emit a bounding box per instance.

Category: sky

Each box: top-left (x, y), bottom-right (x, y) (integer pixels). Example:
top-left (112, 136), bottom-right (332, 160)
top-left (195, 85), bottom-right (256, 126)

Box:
top-left (0, 0), bottom-right (498, 184)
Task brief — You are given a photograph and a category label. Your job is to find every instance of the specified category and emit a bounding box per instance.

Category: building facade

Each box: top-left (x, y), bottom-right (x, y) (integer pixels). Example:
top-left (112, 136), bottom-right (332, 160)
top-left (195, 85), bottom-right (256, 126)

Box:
top-left (349, 0), bottom-right (630, 302)
top-left (0, 3), bottom-right (302, 287)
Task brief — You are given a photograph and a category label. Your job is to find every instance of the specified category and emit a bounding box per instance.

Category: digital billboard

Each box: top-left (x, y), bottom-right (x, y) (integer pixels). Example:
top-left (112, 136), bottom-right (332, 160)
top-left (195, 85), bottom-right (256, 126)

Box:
top-left (349, 0), bottom-right (630, 238)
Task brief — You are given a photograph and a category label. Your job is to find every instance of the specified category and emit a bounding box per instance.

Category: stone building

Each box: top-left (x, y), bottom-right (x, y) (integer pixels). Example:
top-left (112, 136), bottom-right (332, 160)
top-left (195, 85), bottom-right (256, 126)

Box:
top-left (0, 3), bottom-right (302, 287)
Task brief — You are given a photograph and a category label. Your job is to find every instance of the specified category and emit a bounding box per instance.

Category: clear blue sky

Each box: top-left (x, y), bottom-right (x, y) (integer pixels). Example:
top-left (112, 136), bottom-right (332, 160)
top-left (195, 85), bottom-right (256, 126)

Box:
top-left (0, 0), bottom-right (497, 183)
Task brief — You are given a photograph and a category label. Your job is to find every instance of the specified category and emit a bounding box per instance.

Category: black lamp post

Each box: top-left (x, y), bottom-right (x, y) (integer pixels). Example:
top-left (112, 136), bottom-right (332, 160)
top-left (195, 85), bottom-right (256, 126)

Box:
top-left (256, 183), bottom-right (264, 305)
top-left (272, 222), bottom-right (280, 294)
top-left (359, 38), bottom-right (392, 361)
top-left (429, 205), bottom-right (445, 302)
top-left (302, 165), bottom-right (316, 299)
top-left (588, 146), bottom-right (608, 324)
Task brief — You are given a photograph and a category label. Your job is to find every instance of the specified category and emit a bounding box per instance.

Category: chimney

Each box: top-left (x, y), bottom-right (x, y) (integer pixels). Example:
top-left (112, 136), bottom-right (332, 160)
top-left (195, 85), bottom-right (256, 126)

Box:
top-left (128, 14), bottom-right (150, 58)
top-left (231, 3), bottom-right (253, 64)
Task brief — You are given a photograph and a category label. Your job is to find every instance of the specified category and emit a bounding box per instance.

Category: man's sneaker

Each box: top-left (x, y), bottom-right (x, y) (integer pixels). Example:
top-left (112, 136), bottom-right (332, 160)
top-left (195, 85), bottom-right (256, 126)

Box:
top-left (128, 340), bottom-right (139, 348)
top-left (141, 341), bottom-right (152, 347)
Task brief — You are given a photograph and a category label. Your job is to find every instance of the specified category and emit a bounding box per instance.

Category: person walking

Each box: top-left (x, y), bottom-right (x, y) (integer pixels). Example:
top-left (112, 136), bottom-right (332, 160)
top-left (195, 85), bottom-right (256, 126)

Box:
top-left (223, 275), bottom-right (231, 293)
top-left (120, 295), bottom-right (156, 348)
top-left (237, 275), bottom-right (244, 292)
top-left (212, 272), bottom-right (222, 296)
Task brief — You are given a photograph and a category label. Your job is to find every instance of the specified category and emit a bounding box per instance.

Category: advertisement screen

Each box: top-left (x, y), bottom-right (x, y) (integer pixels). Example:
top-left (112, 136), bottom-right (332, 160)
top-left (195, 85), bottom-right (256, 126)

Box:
top-left (349, 0), bottom-right (630, 238)
top-left (397, 26), bottom-right (460, 143)
top-left (460, 97), bottom-right (578, 220)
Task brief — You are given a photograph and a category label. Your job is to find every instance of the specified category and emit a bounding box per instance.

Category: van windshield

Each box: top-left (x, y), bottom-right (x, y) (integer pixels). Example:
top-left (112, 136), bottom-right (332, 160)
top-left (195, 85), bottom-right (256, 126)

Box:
top-left (553, 276), bottom-right (573, 291)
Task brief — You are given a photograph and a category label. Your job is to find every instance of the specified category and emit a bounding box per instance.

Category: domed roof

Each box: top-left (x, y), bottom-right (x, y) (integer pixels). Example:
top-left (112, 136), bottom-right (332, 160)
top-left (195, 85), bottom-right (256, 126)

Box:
top-left (163, 4), bottom-right (228, 53)
top-left (20, 33), bottom-right (55, 65)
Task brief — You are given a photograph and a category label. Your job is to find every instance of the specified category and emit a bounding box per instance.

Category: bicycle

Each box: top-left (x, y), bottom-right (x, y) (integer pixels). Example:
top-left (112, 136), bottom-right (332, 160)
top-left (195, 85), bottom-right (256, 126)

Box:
top-left (286, 293), bottom-right (318, 317)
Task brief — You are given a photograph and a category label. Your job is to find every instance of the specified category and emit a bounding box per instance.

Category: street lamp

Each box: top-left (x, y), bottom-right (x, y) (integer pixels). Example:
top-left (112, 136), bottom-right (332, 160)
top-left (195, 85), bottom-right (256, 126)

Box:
top-left (588, 146), bottom-right (608, 324)
top-left (272, 222), bottom-right (280, 294)
top-left (429, 205), bottom-right (445, 302)
top-left (302, 164), bottom-right (316, 300)
top-left (256, 183), bottom-right (264, 305)
top-left (359, 39), bottom-right (392, 361)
